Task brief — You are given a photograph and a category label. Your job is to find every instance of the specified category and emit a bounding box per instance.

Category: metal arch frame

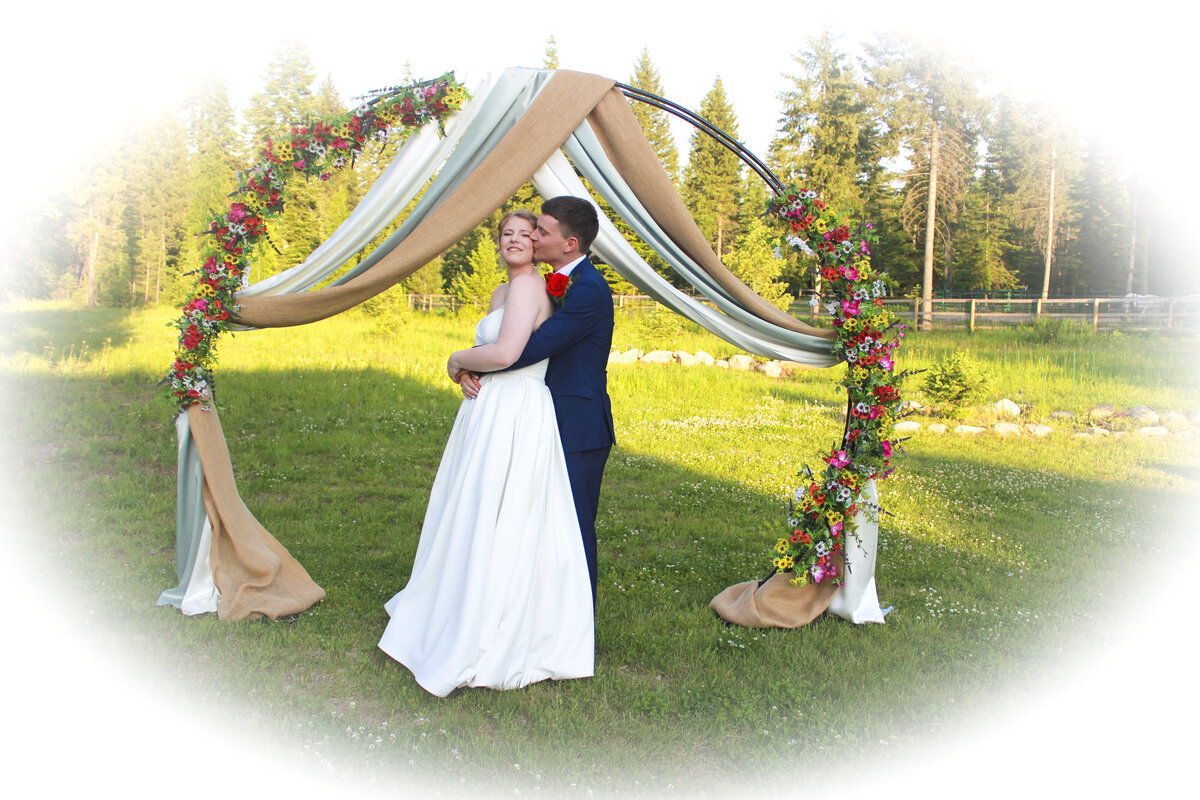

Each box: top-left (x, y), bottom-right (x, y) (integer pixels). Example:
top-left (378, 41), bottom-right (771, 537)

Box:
top-left (616, 82), bottom-right (785, 197)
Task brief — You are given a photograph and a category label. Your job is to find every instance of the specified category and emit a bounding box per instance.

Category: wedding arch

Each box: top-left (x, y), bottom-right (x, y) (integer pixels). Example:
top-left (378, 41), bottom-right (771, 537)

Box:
top-left (158, 68), bottom-right (905, 625)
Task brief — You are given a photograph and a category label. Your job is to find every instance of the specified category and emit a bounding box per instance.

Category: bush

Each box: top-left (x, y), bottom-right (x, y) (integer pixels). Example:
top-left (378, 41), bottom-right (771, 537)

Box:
top-left (922, 350), bottom-right (992, 410)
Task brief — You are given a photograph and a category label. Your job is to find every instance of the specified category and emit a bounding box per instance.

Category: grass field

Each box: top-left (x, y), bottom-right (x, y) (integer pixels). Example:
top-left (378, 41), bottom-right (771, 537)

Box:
top-left (2, 301), bottom-right (1197, 798)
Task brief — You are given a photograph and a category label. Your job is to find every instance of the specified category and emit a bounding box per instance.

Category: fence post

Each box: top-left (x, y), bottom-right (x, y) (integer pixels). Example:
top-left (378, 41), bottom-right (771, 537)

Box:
top-left (1168, 298), bottom-right (1175, 330)
top-left (1035, 298), bottom-right (1043, 320)
top-left (969, 298), bottom-right (976, 332)
top-left (913, 297), bottom-right (920, 327)
top-left (1092, 298), bottom-right (1100, 332)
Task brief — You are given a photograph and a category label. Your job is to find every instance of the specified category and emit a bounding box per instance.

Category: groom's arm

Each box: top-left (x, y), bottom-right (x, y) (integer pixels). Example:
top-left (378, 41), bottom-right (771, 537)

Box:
top-left (506, 278), bottom-right (609, 370)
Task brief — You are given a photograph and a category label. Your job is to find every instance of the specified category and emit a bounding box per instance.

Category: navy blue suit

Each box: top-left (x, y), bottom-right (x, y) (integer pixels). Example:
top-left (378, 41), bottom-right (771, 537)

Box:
top-left (509, 256), bottom-right (615, 599)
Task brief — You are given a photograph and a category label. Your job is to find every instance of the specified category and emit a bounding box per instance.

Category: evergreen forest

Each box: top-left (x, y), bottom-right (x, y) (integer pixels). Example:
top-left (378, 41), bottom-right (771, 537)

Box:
top-left (5, 35), bottom-right (1187, 312)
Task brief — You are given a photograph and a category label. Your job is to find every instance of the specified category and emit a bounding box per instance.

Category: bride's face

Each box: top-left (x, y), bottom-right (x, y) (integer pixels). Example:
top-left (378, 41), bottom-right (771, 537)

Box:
top-left (499, 217), bottom-right (536, 268)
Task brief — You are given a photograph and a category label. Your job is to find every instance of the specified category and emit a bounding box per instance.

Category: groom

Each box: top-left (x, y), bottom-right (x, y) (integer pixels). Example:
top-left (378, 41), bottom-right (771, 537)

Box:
top-left (461, 196), bottom-right (615, 601)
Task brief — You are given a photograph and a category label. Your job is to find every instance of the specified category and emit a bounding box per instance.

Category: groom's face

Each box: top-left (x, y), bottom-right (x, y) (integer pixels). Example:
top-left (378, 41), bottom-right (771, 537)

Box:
top-left (532, 214), bottom-right (577, 269)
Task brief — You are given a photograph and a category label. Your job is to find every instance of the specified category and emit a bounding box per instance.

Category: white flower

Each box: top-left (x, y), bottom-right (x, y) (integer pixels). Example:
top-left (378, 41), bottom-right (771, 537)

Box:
top-left (773, 247), bottom-right (782, 260)
top-left (809, 295), bottom-right (820, 308)
top-left (815, 541), bottom-right (829, 556)
top-left (825, 301), bottom-right (840, 315)
top-left (793, 487), bottom-right (806, 502)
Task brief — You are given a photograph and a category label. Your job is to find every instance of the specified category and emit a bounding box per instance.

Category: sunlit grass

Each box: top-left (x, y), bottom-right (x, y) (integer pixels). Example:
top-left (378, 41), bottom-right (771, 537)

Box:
top-left (1, 301), bottom-right (1197, 797)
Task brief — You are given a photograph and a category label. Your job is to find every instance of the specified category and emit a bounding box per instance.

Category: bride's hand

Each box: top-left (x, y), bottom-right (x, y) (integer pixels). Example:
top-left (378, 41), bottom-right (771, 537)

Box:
top-left (458, 371), bottom-right (481, 399)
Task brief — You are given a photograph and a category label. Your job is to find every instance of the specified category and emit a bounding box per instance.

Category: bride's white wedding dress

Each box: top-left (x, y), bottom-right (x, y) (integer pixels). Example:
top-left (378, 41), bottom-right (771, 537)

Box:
top-left (378, 309), bottom-right (594, 696)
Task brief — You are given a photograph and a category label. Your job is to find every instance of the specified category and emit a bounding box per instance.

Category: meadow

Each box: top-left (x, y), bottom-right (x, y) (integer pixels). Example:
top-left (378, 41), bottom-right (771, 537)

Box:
top-left (2, 300), bottom-right (1197, 798)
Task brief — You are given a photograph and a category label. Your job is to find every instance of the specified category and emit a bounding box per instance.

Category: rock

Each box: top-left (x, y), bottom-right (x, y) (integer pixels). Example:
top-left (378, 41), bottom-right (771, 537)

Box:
top-left (1050, 411), bottom-right (1075, 421)
top-left (776, 361), bottom-right (806, 377)
top-left (714, 359), bottom-right (729, 369)
top-left (1071, 432), bottom-right (1092, 439)
top-left (1137, 426), bottom-right (1169, 436)
top-left (693, 350), bottom-right (716, 366)
top-left (1088, 404), bottom-right (1115, 419)
top-left (1026, 424), bottom-right (1054, 437)
top-left (993, 422), bottom-right (1022, 436)
top-left (894, 421), bottom-right (922, 433)
top-left (674, 350), bottom-right (700, 366)
top-left (955, 425), bottom-right (987, 435)
top-left (993, 398), bottom-right (1022, 417)
top-left (928, 423), bottom-right (948, 434)
top-left (898, 399), bottom-right (924, 413)
top-left (1160, 411), bottom-right (1190, 430)
top-left (1113, 431), bottom-right (1127, 440)
top-left (756, 361), bottom-right (783, 378)
top-left (608, 348), bottom-right (641, 365)
top-left (1088, 427), bottom-right (1111, 437)
top-left (727, 354), bottom-right (756, 371)
top-left (640, 350), bottom-right (674, 365)
top-left (1131, 405), bottom-right (1160, 425)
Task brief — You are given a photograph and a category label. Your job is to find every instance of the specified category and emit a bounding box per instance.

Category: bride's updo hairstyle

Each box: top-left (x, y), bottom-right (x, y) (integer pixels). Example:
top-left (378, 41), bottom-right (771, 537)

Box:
top-left (497, 210), bottom-right (538, 239)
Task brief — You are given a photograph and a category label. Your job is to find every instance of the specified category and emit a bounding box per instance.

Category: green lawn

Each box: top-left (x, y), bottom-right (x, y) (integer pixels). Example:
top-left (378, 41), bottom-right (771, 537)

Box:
top-left (2, 301), bottom-right (1197, 797)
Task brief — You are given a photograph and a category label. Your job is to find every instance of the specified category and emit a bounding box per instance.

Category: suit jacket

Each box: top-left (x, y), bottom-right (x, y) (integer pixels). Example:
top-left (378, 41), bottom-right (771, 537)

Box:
top-left (509, 256), bottom-right (616, 453)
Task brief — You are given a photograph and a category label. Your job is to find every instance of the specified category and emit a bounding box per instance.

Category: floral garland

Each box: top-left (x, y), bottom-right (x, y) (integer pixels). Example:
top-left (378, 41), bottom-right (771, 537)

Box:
top-left (765, 188), bottom-right (909, 587)
top-left (166, 74), bottom-right (469, 409)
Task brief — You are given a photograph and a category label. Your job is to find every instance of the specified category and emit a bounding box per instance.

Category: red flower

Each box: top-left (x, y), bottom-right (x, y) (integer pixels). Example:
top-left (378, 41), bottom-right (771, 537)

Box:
top-left (546, 272), bottom-right (570, 300)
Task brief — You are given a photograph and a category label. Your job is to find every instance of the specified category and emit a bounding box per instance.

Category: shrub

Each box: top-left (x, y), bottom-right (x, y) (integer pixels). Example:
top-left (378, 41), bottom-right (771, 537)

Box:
top-left (922, 350), bottom-right (992, 409)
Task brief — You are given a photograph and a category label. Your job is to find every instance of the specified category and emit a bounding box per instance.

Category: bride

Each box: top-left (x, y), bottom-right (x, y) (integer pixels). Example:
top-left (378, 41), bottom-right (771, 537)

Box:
top-left (377, 211), bottom-right (594, 696)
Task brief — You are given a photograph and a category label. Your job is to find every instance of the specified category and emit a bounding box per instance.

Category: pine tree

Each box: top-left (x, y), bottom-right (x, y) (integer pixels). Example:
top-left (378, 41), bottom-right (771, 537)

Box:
top-left (863, 35), bottom-right (983, 326)
top-left (451, 237), bottom-right (503, 310)
top-left (682, 78), bottom-right (744, 259)
top-left (244, 41), bottom-right (318, 149)
top-left (628, 48), bottom-right (679, 183)
top-left (243, 42), bottom-right (320, 278)
top-left (178, 77), bottom-right (243, 303)
top-left (770, 31), bottom-right (879, 216)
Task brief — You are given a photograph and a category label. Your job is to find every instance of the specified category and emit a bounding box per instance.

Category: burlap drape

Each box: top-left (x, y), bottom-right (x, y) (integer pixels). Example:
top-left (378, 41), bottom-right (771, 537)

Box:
top-left (709, 553), bottom-right (845, 628)
top-left (189, 69), bottom-right (834, 620)
top-left (187, 404), bottom-right (325, 620)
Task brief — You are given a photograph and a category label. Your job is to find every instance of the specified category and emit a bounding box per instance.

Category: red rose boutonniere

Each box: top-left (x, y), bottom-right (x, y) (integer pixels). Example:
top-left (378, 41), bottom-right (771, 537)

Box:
top-left (545, 271), bottom-right (574, 306)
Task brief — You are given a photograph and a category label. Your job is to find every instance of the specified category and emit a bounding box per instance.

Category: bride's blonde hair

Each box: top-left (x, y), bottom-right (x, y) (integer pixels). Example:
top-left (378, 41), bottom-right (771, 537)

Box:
top-left (497, 210), bottom-right (538, 239)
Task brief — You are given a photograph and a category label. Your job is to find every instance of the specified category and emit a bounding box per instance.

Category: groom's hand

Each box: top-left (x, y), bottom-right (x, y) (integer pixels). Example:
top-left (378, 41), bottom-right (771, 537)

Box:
top-left (457, 370), bottom-right (482, 399)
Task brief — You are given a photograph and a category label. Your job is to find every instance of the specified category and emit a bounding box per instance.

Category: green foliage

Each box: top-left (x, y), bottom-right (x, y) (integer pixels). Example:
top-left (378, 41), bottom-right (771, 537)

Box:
top-left (636, 302), bottom-right (689, 346)
top-left (450, 238), bottom-right (503, 310)
top-left (922, 350), bottom-right (992, 408)
top-left (723, 218), bottom-right (793, 310)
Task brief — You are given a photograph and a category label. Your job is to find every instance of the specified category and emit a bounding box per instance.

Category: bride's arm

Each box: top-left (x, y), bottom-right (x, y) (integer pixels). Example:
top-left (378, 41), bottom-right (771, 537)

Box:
top-left (448, 274), bottom-right (548, 376)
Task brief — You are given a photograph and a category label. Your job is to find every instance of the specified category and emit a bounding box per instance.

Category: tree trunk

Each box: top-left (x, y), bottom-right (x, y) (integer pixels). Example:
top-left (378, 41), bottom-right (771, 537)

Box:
top-left (85, 204), bottom-right (99, 309)
top-left (921, 121), bottom-right (939, 331)
top-left (1124, 187), bottom-right (1138, 295)
top-left (1040, 147), bottom-right (1056, 300)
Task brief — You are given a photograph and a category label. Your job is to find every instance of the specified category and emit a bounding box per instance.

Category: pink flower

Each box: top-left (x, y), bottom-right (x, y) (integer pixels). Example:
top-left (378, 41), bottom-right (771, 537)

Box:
top-left (810, 563), bottom-right (827, 583)
top-left (841, 299), bottom-right (860, 316)
top-left (879, 356), bottom-right (894, 371)
top-left (882, 441), bottom-right (893, 458)
top-left (828, 449), bottom-right (851, 469)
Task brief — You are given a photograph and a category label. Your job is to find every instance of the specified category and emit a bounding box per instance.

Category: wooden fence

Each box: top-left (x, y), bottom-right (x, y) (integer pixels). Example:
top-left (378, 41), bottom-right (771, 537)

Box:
top-left (878, 296), bottom-right (1200, 332)
top-left (405, 293), bottom-right (1199, 333)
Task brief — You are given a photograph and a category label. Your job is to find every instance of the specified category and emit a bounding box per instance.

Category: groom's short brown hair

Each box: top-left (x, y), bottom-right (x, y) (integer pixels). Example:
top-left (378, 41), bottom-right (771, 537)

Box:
top-left (542, 196), bottom-right (599, 253)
